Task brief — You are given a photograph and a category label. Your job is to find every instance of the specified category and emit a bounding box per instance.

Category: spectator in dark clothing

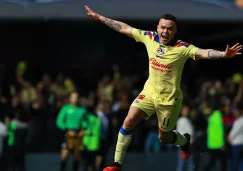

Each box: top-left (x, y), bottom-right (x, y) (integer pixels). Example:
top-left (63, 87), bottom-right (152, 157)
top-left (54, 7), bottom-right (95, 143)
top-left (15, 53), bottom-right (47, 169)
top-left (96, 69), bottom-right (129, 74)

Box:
top-left (8, 112), bottom-right (28, 171)
top-left (96, 99), bottom-right (113, 171)
top-left (0, 119), bottom-right (7, 171)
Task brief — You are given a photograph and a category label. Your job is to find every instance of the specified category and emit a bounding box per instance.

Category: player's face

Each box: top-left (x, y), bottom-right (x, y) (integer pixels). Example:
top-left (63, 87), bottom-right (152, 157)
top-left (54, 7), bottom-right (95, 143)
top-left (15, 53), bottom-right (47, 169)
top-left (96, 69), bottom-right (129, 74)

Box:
top-left (157, 19), bottom-right (177, 45)
top-left (181, 105), bottom-right (189, 116)
top-left (70, 92), bottom-right (79, 105)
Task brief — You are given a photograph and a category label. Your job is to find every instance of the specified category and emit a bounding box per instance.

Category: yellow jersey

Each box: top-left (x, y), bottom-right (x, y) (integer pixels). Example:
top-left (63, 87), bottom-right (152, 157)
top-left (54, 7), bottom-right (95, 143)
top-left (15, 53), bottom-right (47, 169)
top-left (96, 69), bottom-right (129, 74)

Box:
top-left (132, 28), bottom-right (198, 105)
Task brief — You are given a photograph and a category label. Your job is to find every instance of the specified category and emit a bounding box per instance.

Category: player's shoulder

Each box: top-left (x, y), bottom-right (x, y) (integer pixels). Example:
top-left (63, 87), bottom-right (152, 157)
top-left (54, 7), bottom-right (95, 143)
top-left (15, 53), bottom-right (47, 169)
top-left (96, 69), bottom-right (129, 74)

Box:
top-left (174, 40), bottom-right (192, 48)
top-left (140, 29), bottom-right (159, 40)
top-left (171, 40), bottom-right (196, 54)
top-left (144, 30), bottom-right (159, 38)
top-left (143, 30), bottom-right (158, 36)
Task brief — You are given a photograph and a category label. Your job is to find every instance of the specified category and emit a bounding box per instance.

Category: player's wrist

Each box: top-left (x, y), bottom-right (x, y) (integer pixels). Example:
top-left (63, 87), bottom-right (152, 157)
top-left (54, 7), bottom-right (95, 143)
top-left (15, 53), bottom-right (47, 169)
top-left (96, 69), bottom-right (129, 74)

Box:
top-left (98, 15), bottom-right (105, 22)
top-left (223, 51), bottom-right (227, 57)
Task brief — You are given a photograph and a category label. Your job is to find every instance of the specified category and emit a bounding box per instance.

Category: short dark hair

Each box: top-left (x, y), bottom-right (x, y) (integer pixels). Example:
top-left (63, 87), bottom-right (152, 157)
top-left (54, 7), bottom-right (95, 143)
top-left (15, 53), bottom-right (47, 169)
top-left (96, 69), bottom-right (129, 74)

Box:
top-left (161, 14), bottom-right (178, 25)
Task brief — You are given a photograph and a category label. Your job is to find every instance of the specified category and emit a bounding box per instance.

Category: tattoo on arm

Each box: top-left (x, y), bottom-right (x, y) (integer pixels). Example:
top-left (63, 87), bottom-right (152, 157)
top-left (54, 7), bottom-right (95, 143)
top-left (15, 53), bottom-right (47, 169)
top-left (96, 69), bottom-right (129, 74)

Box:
top-left (104, 19), bottom-right (122, 32)
top-left (208, 49), bottom-right (225, 59)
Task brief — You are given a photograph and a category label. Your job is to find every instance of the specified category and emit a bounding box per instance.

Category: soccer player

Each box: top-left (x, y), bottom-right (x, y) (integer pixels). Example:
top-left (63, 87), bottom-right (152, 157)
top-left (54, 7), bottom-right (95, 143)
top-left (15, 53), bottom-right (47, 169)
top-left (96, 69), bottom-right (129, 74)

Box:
top-left (56, 91), bottom-right (87, 171)
top-left (85, 5), bottom-right (242, 171)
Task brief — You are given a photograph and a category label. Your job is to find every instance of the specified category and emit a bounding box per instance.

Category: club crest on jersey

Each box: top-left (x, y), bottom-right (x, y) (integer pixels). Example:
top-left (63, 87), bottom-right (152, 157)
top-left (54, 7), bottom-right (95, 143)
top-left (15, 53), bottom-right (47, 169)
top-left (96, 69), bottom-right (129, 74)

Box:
top-left (156, 46), bottom-right (165, 57)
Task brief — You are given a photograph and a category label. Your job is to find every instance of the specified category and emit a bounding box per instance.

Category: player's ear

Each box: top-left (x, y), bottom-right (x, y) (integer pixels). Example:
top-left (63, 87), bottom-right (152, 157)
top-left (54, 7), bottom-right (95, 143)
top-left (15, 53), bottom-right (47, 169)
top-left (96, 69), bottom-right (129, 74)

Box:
top-left (157, 25), bottom-right (159, 32)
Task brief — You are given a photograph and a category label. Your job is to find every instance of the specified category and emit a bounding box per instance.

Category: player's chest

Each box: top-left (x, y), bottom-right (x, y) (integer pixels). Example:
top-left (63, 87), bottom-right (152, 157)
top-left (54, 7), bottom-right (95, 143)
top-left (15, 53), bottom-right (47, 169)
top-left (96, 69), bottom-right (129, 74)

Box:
top-left (147, 44), bottom-right (181, 60)
top-left (67, 108), bottom-right (80, 117)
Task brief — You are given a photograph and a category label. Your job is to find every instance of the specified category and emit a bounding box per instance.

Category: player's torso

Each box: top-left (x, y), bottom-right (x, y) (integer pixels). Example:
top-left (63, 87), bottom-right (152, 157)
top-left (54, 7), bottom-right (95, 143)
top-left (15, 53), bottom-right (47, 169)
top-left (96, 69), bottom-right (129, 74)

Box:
top-left (147, 42), bottom-right (186, 75)
top-left (143, 32), bottom-right (188, 101)
top-left (65, 105), bottom-right (83, 124)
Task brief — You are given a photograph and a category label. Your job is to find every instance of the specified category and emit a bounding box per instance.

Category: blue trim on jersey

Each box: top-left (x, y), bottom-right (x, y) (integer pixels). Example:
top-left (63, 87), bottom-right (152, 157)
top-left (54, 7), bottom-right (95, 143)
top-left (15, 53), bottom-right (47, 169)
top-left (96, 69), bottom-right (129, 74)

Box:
top-left (154, 35), bottom-right (160, 43)
top-left (144, 31), bottom-right (153, 36)
top-left (119, 127), bottom-right (132, 135)
top-left (176, 41), bottom-right (191, 48)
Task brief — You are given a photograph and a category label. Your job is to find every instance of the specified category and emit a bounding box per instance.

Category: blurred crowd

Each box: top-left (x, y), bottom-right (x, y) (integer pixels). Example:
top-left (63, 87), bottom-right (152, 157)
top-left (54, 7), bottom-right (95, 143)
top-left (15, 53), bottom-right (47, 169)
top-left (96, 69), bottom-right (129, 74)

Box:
top-left (0, 60), bottom-right (243, 171)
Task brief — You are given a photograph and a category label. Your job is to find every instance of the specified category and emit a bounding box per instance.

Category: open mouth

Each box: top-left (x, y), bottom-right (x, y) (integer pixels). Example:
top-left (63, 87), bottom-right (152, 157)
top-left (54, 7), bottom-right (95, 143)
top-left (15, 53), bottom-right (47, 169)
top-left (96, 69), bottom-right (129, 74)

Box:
top-left (161, 35), bottom-right (169, 41)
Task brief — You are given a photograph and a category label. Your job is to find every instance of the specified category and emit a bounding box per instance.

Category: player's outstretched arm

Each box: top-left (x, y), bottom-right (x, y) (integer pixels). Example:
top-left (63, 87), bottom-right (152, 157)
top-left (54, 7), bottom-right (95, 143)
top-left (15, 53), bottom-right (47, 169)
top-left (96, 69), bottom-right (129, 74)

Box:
top-left (195, 43), bottom-right (242, 59)
top-left (85, 6), bottom-right (133, 38)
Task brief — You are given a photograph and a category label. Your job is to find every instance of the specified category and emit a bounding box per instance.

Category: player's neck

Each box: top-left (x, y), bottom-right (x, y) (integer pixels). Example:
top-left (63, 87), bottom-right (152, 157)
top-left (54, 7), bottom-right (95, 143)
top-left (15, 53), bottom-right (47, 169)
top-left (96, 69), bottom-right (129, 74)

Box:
top-left (71, 103), bottom-right (77, 107)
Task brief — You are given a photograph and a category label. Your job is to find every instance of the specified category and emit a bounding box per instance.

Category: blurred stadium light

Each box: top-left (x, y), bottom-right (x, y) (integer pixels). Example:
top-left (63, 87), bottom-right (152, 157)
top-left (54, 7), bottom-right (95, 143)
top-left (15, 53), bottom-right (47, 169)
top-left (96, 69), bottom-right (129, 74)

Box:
top-left (0, 0), bottom-right (242, 19)
top-left (193, 0), bottom-right (238, 10)
top-left (2, 0), bottom-right (72, 6)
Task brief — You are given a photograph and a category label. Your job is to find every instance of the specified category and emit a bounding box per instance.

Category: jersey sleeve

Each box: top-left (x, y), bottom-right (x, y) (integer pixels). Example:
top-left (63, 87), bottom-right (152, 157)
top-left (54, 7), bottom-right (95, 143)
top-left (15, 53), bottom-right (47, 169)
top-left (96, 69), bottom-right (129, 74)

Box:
top-left (56, 105), bottom-right (67, 130)
top-left (180, 42), bottom-right (199, 60)
top-left (132, 28), bottom-right (151, 45)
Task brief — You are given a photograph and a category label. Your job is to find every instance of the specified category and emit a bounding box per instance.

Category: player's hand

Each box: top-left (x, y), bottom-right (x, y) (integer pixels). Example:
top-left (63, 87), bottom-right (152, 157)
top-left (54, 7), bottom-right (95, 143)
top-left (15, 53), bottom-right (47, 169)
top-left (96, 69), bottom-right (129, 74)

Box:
top-left (67, 130), bottom-right (76, 137)
top-left (85, 6), bottom-right (100, 20)
top-left (78, 130), bottom-right (85, 137)
top-left (224, 43), bottom-right (242, 58)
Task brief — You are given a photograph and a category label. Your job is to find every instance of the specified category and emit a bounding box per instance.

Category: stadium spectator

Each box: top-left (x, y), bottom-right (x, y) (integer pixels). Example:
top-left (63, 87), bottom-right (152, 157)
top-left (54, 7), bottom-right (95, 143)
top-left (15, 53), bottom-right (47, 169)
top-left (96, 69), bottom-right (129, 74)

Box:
top-left (176, 105), bottom-right (195, 171)
top-left (203, 102), bottom-right (226, 171)
top-left (229, 102), bottom-right (243, 171)
top-left (96, 99), bottom-right (113, 171)
top-left (82, 110), bottom-right (102, 171)
top-left (0, 119), bottom-right (7, 169)
top-left (144, 115), bottom-right (160, 155)
top-left (7, 112), bottom-right (29, 171)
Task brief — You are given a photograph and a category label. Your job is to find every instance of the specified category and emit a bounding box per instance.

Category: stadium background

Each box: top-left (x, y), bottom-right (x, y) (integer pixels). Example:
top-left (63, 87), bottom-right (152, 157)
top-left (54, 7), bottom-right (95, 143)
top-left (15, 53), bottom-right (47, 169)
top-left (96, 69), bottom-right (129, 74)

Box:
top-left (0, 0), bottom-right (243, 171)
